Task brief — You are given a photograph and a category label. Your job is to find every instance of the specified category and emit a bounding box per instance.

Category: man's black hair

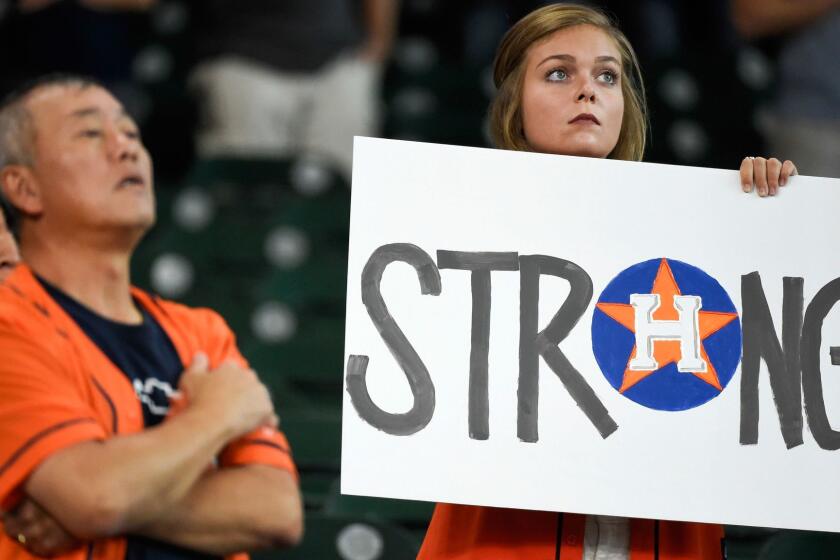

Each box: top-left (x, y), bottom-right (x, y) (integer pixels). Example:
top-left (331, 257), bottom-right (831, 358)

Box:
top-left (0, 72), bottom-right (104, 111)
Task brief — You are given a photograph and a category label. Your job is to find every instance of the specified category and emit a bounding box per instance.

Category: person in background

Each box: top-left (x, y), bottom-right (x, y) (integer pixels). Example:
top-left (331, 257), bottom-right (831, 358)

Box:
top-left (0, 74), bottom-right (302, 559)
top-left (732, 0), bottom-right (840, 178)
top-left (17, 0), bottom-right (155, 11)
top-left (418, 4), bottom-right (796, 559)
top-left (0, 199), bottom-right (20, 282)
top-left (190, 0), bottom-right (398, 179)
top-left (3, 0), bottom-right (157, 87)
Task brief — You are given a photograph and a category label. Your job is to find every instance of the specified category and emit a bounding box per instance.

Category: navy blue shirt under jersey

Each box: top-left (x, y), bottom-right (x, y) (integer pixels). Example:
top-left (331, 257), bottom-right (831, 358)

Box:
top-left (38, 277), bottom-right (221, 560)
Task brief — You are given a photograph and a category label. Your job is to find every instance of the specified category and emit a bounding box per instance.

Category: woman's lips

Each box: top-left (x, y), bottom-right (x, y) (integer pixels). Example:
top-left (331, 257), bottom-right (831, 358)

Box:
top-left (569, 113), bottom-right (600, 125)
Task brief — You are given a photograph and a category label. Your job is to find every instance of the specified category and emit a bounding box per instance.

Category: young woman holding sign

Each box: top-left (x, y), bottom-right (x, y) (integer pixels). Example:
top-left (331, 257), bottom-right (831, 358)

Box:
top-left (418, 4), bottom-right (796, 559)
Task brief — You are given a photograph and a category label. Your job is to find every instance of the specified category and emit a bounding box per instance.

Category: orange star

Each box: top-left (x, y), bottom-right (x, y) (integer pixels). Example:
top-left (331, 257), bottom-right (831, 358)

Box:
top-left (596, 259), bottom-right (738, 393)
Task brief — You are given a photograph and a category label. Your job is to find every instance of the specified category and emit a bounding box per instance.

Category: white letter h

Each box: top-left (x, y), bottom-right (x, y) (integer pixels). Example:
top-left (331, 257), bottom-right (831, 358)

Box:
top-left (628, 294), bottom-right (706, 373)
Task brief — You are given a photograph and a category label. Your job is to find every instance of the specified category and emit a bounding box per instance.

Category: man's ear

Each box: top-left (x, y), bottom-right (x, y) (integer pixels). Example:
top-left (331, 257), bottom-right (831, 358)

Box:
top-left (0, 165), bottom-right (43, 216)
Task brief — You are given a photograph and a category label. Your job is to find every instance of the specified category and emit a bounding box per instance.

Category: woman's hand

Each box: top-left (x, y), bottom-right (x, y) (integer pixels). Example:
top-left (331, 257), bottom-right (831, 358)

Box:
top-left (740, 156), bottom-right (797, 197)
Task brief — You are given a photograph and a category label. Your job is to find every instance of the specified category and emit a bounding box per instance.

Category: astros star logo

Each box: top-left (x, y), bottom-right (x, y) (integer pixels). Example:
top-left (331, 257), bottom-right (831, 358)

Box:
top-left (592, 258), bottom-right (742, 411)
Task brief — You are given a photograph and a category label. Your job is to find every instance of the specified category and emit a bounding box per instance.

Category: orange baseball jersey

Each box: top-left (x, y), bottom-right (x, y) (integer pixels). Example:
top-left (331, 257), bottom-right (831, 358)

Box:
top-left (419, 504), bottom-right (725, 560)
top-left (0, 264), bottom-right (297, 559)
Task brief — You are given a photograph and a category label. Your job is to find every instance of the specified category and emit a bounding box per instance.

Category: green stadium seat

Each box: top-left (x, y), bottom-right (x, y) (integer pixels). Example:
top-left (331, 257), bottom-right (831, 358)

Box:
top-left (281, 408), bottom-right (342, 472)
top-left (324, 479), bottom-right (435, 529)
top-left (269, 190), bottom-right (351, 238)
top-left (725, 526), bottom-right (775, 560)
top-left (241, 315), bottom-right (346, 387)
top-left (388, 108), bottom-right (486, 146)
top-left (253, 254), bottom-right (348, 313)
top-left (187, 157), bottom-right (294, 188)
top-left (187, 156), bottom-right (348, 200)
top-left (299, 473), bottom-right (340, 511)
top-left (758, 530), bottom-right (840, 559)
top-left (263, 374), bottom-right (318, 414)
top-left (253, 513), bottom-right (421, 560)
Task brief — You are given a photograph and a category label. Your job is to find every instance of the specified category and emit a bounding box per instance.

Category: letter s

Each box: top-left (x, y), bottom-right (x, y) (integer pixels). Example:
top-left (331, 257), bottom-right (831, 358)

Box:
top-left (346, 244), bottom-right (441, 435)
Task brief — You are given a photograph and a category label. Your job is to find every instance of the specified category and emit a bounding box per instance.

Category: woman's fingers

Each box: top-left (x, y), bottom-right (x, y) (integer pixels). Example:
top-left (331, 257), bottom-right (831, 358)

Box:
top-left (767, 157), bottom-right (782, 196)
top-left (753, 157), bottom-right (769, 196)
top-left (780, 159), bottom-right (797, 187)
top-left (740, 156), bottom-right (797, 196)
top-left (740, 157), bottom-right (755, 193)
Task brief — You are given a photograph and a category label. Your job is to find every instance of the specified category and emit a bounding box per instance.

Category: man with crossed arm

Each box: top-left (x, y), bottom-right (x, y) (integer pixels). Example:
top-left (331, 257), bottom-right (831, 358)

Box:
top-left (0, 200), bottom-right (20, 281)
top-left (0, 74), bottom-right (303, 558)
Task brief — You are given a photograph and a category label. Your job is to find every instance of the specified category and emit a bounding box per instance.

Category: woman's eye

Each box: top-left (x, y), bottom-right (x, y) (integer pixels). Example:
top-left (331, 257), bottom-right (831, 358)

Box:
top-left (599, 70), bottom-right (618, 84)
top-left (80, 129), bottom-right (102, 138)
top-left (547, 69), bottom-right (568, 82)
top-left (124, 130), bottom-right (140, 140)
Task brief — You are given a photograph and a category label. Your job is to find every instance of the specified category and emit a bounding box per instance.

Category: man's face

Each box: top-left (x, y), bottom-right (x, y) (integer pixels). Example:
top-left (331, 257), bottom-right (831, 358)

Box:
top-left (0, 210), bottom-right (20, 282)
top-left (25, 84), bottom-right (155, 237)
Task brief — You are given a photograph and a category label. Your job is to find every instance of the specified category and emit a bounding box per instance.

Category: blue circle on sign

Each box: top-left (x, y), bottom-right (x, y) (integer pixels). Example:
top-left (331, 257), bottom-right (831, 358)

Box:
top-left (591, 258), bottom-right (741, 411)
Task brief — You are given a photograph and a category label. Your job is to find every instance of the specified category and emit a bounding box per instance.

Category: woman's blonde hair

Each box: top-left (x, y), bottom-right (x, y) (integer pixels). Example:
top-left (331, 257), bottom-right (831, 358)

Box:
top-left (488, 3), bottom-right (648, 161)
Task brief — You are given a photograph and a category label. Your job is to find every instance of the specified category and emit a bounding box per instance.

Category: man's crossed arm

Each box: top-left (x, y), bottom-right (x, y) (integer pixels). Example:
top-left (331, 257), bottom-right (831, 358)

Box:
top-left (2, 355), bottom-right (303, 556)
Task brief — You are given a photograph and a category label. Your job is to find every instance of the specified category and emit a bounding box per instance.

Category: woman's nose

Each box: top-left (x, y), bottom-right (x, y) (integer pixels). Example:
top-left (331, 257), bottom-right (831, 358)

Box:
top-left (575, 76), bottom-right (597, 103)
top-left (577, 88), bottom-right (596, 103)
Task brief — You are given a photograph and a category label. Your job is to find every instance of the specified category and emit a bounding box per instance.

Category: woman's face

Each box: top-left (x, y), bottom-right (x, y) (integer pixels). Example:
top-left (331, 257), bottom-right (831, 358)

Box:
top-left (521, 24), bottom-right (624, 158)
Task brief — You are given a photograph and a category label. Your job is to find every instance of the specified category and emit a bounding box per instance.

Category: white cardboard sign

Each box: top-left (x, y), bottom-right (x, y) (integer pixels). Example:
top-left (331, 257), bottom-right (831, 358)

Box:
top-left (341, 137), bottom-right (840, 532)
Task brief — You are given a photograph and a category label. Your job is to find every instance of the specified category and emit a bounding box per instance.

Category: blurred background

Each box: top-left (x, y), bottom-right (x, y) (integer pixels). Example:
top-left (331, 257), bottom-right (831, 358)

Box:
top-left (1, 0), bottom-right (838, 558)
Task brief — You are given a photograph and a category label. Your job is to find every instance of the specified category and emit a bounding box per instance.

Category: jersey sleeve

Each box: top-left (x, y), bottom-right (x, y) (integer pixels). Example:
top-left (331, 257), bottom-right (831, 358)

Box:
top-left (0, 326), bottom-right (107, 510)
top-left (218, 426), bottom-right (298, 477)
top-left (199, 309), bottom-right (299, 477)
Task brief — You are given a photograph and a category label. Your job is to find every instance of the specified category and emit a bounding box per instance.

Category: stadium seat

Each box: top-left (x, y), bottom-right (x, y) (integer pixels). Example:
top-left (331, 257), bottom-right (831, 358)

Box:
top-left (299, 473), bottom-right (340, 511)
top-left (253, 254), bottom-right (348, 313)
top-left (725, 526), bottom-right (776, 560)
top-left (187, 157), bottom-right (294, 188)
top-left (241, 315), bottom-right (346, 387)
top-left (324, 479), bottom-right (435, 529)
top-left (253, 513), bottom-right (421, 560)
top-left (281, 408), bottom-right (342, 472)
top-left (757, 530), bottom-right (840, 560)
